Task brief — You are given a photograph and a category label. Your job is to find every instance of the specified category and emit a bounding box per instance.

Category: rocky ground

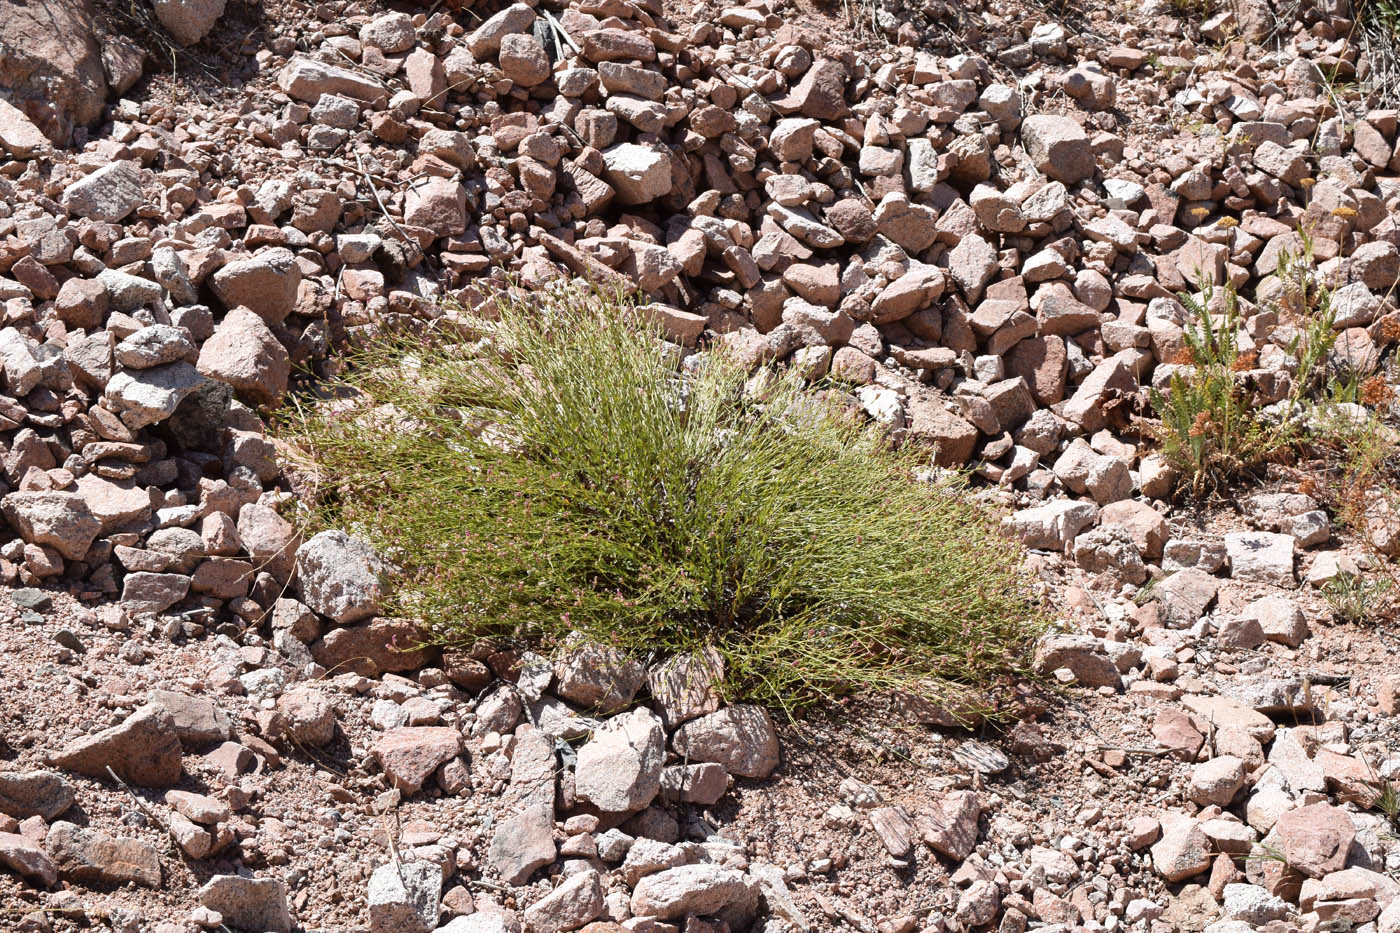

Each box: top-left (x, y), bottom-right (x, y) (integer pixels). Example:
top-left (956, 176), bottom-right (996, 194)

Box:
top-left (1, 0), bottom-right (1400, 928)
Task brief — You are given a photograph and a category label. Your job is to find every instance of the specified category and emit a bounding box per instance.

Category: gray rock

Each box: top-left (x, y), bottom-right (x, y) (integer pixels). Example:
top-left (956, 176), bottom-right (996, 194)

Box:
top-left (368, 861), bottom-right (442, 933)
top-left (488, 796), bottom-right (556, 885)
top-left (61, 161), bottom-right (144, 222)
top-left (0, 771), bottom-right (74, 821)
top-left (296, 530), bottom-right (385, 624)
top-left (104, 361), bottom-right (209, 430)
top-left (1225, 531), bottom-right (1296, 587)
top-left (1156, 568), bottom-right (1220, 628)
top-left (198, 875), bottom-right (292, 933)
top-left (522, 869), bottom-right (605, 933)
top-left (97, 268), bottom-right (164, 311)
top-left (1000, 499), bottom-right (1098, 551)
top-left (115, 325), bottom-right (195, 370)
top-left (151, 0), bottom-right (225, 45)
top-left (630, 864), bottom-right (755, 921)
top-left (1222, 883), bottom-right (1291, 923)
top-left (120, 571), bottom-right (192, 615)
top-left (575, 707), bottom-right (665, 814)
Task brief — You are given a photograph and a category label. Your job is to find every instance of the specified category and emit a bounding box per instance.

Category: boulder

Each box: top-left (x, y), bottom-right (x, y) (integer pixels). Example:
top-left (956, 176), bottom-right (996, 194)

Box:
top-left (575, 708), bottom-right (666, 814)
top-left (1022, 114), bottom-right (1096, 183)
top-left (0, 0), bottom-right (109, 144)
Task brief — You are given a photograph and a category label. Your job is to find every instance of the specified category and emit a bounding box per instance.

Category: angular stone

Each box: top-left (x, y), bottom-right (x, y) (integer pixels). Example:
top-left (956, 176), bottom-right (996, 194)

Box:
top-left (277, 687), bottom-right (336, 746)
top-left (1189, 755), bottom-right (1247, 806)
top-left (199, 875), bottom-right (292, 933)
top-left (658, 762), bottom-right (728, 805)
top-left (1225, 531), bottom-right (1296, 587)
top-left (196, 307), bottom-right (291, 406)
top-left (918, 790), bottom-right (981, 860)
top-left (120, 571), bottom-right (192, 615)
top-left (575, 708), bottom-right (665, 814)
top-left (278, 56), bottom-right (388, 105)
top-left (0, 99), bottom-right (49, 158)
top-left (373, 727), bottom-right (463, 795)
top-left (0, 832), bottom-right (58, 886)
top-left (489, 797), bottom-right (556, 885)
top-left (2, 491), bottom-right (101, 560)
top-left (1156, 568), bottom-right (1220, 628)
top-left (1275, 803), bottom-right (1354, 879)
top-left (151, 0), bottom-right (225, 46)
top-left (523, 869), bottom-right (605, 933)
top-left (368, 861), bottom-right (442, 933)
top-left (1151, 813), bottom-right (1212, 882)
top-left (1022, 115), bottom-right (1095, 183)
top-left (553, 639), bottom-right (645, 712)
top-left (50, 703), bottom-right (183, 787)
top-left (210, 248), bottom-right (301, 324)
top-left (1001, 499), bottom-right (1097, 551)
top-left (499, 33), bottom-right (550, 87)
top-left (104, 361), bottom-right (209, 429)
top-left (45, 820), bottom-right (160, 887)
top-left (116, 324), bottom-right (196, 370)
top-left (296, 530), bottom-right (385, 624)
top-left (311, 618), bottom-right (436, 677)
top-left (146, 690), bottom-right (235, 748)
top-left (404, 177), bottom-right (467, 238)
top-left (61, 161), bottom-right (144, 222)
top-left (630, 864), bottom-right (754, 920)
top-left (0, 771), bottom-right (74, 821)
top-left (1033, 634), bottom-right (1121, 688)
top-left (671, 705), bottom-right (780, 779)
top-left (601, 143), bottom-right (671, 205)
top-left (645, 650), bottom-right (724, 729)
top-left (467, 2), bottom-right (535, 57)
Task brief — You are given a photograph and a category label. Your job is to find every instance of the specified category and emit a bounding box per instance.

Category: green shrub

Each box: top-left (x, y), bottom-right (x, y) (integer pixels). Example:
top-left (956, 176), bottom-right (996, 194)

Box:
top-left (275, 286), bottom-right (1040, 713)
top-left (1149, 239), bottom-right (1337, 498)
top-left (1150, 282), bottom-right (1285, 497)
top-left (1322, 573), bottom-right (1392, 624)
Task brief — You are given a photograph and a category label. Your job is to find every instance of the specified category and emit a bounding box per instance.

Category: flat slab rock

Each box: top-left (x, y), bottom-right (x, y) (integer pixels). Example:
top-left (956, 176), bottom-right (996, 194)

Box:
top-left (48, 703), bottom-right (183, 787)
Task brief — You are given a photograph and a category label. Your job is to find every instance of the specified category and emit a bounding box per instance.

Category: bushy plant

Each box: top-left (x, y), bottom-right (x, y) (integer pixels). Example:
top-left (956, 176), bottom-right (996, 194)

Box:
top-left (1149, 282), bottom-right (1284, 497)
top-left (1322, 573), bottom-right (1392, 624)
top-left (276, 285), bottom-right (1039, 712)
top-left (1149, 235), bottom-right (1338, 498)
